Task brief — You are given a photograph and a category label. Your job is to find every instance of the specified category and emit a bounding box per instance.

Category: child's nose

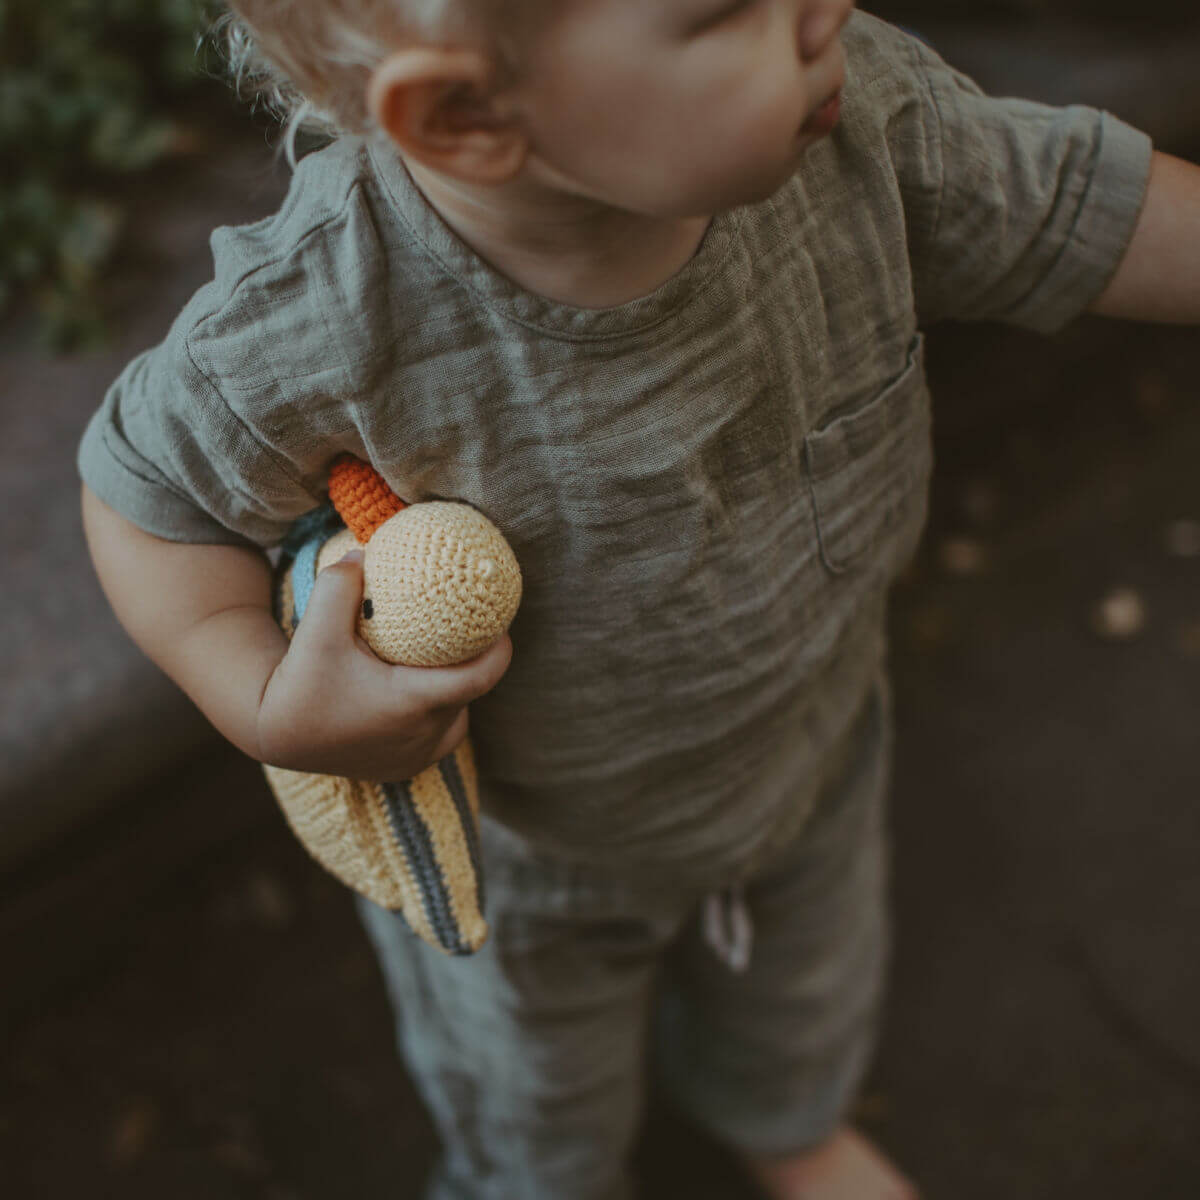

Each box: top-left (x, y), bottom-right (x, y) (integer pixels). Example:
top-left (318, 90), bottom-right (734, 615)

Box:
top-left (798, 0), bottom-right (854, 62)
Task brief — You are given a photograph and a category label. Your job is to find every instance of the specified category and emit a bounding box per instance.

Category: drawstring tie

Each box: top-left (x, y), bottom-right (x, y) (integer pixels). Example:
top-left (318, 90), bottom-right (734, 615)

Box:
top-left (701, 884), bottom-right (754, 973)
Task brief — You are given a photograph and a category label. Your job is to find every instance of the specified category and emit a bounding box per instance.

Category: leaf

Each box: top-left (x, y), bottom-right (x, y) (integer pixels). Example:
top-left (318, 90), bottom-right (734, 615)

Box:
top-left (58, 199), bottom-right (122, 286)
top-left (1, 0), bottom-right (217, 346)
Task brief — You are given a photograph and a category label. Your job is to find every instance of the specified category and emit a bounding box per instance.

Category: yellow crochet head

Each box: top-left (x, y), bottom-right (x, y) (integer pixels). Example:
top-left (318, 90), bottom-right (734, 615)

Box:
top-left (360, 501), bottom-right (521, 667)
top-left (319, 456), bottom-right (522, 667)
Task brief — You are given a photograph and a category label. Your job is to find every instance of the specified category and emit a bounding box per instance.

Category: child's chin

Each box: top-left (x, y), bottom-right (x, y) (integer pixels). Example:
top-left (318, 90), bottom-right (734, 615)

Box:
top-left (657, 158), bottom-right (804, 217)
top-left (725, 159), bottom-right (808, 206)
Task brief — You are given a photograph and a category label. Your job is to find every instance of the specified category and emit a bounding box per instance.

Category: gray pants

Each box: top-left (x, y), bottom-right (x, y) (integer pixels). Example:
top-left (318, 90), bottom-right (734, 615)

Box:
top-left (356, 681), bottom-right (891, 1200)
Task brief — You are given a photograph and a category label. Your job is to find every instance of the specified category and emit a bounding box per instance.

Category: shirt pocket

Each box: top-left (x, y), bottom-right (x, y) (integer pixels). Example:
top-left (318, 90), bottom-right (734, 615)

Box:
top-left (803, 333), bottom-right (932, 576)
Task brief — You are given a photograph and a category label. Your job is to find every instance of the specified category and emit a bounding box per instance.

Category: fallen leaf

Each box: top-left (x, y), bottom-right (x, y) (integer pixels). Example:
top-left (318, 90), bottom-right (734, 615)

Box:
top-left (961, 479), bottom-right (1000, 527)
top-left (247, 872), bottom-right (294, 928)
top-left (1174, 621), bottom-right (1200, 658)
top-left (1091, 588), bottom-right (1146, 640)
top-left (212, 1137), bottom-right (271, 1177)
top-left (908, 603), bottom-right (952, 648)
top-left (938, 537), bottom-right (987, 576)
top-left (1164, 519), bottom-right (1200, 559)
top-left (109, 1098), bottom-right (158, 1165)
top-left (1134, 370), bottom-right (1172, 418)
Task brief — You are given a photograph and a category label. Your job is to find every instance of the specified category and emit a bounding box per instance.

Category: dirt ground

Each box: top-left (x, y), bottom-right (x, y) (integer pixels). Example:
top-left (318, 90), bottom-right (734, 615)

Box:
top-left (2, 124), bottom-right (1198, 1199)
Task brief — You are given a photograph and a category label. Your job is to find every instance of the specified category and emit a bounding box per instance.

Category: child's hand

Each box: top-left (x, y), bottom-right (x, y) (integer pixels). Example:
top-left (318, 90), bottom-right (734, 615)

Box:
top-left (255, 552), bottom-right (513, 780)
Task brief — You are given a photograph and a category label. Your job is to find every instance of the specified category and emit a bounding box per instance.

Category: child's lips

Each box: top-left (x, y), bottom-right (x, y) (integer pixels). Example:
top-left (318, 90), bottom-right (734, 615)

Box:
top-left (798, 89), bottom-right (842, 138)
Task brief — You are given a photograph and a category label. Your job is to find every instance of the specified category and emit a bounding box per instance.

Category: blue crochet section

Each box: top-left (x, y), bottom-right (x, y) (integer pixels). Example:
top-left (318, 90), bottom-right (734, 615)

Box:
top-left (279, 503), bottom-right (344, 625)
top-left (291, 534), bottom-right (322, 622)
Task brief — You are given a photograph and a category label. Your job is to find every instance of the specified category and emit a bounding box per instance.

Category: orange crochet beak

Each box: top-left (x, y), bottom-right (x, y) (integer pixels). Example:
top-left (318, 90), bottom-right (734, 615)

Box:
top-left (327, 454), bottom-right (407, 544)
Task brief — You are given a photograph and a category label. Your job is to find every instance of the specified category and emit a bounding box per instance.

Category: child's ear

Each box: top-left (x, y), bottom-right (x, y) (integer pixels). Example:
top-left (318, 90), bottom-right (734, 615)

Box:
top-left (366, 47), bottom-right (527, 184)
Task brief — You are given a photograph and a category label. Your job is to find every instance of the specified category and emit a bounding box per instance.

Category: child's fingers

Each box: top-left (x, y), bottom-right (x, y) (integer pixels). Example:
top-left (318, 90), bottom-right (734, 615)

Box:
top-left (289, 551), bottom-right (365, 654)
top-left (428, 708), bottom-right (471, 763)
top-left (401, 634), bottom-right (514, 711)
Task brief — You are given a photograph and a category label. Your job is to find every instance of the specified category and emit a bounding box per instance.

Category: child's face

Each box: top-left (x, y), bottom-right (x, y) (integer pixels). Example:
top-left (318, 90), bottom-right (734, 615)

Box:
top-left (514, 0), bottom-right (855, 216)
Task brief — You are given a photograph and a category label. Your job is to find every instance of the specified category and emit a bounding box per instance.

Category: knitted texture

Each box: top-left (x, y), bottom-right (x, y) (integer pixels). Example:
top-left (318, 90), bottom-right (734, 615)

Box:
top-left (260, 461), bottom-right (521, 955)
top-left (324, 456), bottom-right (521, 667)
top-left (328, 453), bottom-right (407, 544)
top-left (264, 739), bottom-right (487, 953)
top-left (265, 524), bottom-right (495, 955)
top-left (361, 502), bottom-right (522, 667)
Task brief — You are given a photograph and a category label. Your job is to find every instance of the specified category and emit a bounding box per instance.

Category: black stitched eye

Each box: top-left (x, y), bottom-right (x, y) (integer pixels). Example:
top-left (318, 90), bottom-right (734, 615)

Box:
top-left (362, 598), bottom-right (374, 619)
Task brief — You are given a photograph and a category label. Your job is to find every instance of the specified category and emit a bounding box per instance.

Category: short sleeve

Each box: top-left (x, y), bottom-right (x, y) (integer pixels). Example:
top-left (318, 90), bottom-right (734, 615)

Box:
top-left (892, 33), bottom-right (1153, 332)
top-left (75, 142), bottom-right (396, 548)
top-left (77, 299), bottom-right (322, 548)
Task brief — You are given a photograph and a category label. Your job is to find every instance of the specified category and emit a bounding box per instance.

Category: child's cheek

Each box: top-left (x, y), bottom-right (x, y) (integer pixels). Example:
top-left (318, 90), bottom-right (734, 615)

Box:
top-left (698, 62), bottom-right (810, 166)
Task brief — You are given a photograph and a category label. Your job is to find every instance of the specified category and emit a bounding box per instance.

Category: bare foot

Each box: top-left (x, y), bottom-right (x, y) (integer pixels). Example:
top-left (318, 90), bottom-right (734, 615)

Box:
top-left (744, 1127), bottom-right (919, 1200)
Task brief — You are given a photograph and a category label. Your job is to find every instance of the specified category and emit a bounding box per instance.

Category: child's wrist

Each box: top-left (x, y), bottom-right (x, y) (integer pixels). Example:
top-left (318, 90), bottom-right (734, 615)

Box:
top-left (169, 604), bottom-right (289, 760)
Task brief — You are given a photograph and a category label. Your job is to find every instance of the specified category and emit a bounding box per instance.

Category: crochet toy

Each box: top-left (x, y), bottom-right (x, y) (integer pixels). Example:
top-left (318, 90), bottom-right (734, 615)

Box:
top-left (263, 456), bottom-right (522, 955)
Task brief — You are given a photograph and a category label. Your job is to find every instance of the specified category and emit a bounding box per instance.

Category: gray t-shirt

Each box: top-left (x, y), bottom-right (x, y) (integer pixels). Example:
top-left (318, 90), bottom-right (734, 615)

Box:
top-left (79, 13), bottom-right (1151, 887)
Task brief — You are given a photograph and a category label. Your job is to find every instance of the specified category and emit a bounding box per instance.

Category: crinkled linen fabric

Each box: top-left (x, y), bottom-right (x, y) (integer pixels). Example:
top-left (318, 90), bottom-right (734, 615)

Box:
top-left (78, 12), bottom-right (1152, 893)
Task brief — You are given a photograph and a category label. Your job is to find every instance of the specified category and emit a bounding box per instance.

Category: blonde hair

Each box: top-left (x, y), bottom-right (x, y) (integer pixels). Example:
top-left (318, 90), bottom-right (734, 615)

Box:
top-left (216, 1), bottom-right (535, 157)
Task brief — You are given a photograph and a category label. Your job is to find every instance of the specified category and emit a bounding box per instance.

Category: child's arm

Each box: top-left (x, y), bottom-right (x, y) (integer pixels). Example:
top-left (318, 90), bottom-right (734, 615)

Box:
top-left (81, 483), bottom-right (512, 780)
top-left (1088, 151), bottom-right (1200, 324)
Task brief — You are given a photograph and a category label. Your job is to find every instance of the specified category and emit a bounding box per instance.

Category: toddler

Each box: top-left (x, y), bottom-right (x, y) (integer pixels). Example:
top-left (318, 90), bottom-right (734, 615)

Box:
top-left (79, 1), bottom-right (1200, 1196)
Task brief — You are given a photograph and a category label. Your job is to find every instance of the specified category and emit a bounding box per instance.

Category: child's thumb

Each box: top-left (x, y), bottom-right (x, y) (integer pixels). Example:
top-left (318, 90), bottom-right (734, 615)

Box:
top-left (291, 549), bottom-right (365, 651)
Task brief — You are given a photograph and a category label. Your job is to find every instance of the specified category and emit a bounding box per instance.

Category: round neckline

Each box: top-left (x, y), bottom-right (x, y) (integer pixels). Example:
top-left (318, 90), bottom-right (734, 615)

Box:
top-left (368, 138), bottom-right (743, 343)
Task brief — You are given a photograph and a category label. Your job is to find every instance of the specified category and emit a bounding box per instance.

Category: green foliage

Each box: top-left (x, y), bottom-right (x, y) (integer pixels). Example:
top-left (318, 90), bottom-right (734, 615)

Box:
top-left (1, 0), bottom-right (222, 348)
